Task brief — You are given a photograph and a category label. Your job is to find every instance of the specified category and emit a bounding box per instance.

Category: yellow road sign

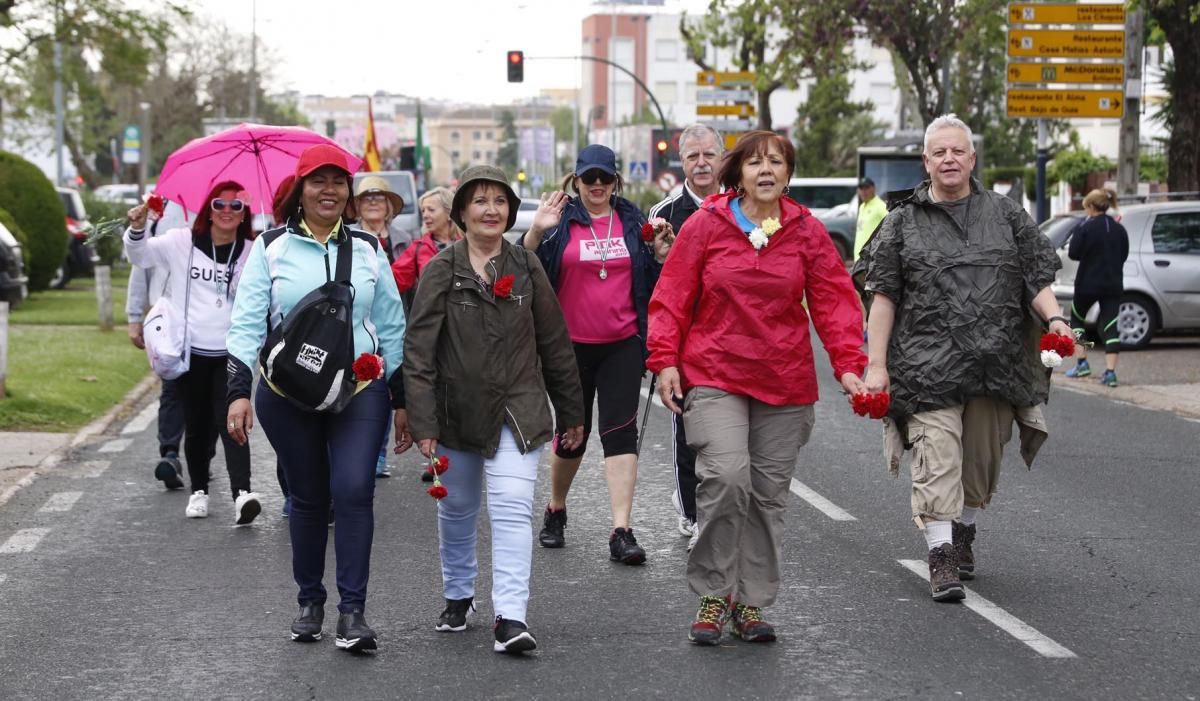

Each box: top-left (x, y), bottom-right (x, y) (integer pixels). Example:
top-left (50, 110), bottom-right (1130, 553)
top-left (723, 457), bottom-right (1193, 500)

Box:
top-left (1008, 3), bottom-right (1126, 25)
top-left (1007, 62), bottom-right (1125, 85)
top-left (1006, 89), bottom-right (1124, 118)
top-left (696, 103), bottom-right (756, 117)
top-left (696, 70), bottom-right (756, 87)
top-left (1008, 29), bottom-right (1125, 58)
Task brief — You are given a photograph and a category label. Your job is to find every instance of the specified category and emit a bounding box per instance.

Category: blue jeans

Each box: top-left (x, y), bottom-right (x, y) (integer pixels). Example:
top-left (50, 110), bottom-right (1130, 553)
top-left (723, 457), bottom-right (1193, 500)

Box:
top-left (438, 427), bottom-right (541, 623)
top-left (256, 379), bottom-right (388, 613)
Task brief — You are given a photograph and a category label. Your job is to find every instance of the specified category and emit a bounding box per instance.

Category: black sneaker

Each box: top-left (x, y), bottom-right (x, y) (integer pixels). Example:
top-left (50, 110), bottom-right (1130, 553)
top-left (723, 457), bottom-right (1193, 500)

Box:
top-left (290, 603), bottom-right (323, 642)
top-left (538, 506), bottom-right (567, 548)
top-left (335, 609), bottom-right (378, 652)
top-left (609, 527), bottom-right (647, 565)
top-left (154, 452), bottom-right (184, 490)
top-left (493, 616), bottom-right (537, 654)
top-left (435, 597), bottom-right (476, 632)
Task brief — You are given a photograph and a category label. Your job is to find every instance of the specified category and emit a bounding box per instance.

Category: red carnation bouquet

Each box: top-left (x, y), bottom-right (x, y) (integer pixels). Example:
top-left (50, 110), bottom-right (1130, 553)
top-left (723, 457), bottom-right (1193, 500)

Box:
top-left (642, 216), bottom-right (668, 242)
top-left (144, 193), bottom-right (166, 217)
top-left (494, 274), bottom-right (515, 299)
top-left (851, 392), bottom-right (891, 419)
top-left (426, 454), bottom-right (450, 500)
top-left (86, 192), bottom-right (168, 245)
top-left (352, 352), bottom-right (384, 381)
top-left (1039, 332), bottom-right (1076, 368)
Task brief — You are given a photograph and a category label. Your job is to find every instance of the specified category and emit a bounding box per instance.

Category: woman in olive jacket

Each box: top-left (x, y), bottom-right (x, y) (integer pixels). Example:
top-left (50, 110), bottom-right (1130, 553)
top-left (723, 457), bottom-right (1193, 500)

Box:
top-left (403, 165), bottom-right (584, 655)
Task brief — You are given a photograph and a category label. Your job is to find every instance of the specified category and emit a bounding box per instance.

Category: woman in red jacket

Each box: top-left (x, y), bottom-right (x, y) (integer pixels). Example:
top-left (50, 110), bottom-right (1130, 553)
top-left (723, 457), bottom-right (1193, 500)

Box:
top-left (391, 186), bottom-right (462, 298)
top-left (647, 131), bottom-right (868, 646)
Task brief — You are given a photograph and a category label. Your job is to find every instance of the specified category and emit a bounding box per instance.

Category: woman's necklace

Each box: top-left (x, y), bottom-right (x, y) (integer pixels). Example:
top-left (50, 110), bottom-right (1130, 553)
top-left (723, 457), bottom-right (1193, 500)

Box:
top-left (210, 238), bottom-right (234, 308)
top-left (587, 209), bottom-right (614, 280)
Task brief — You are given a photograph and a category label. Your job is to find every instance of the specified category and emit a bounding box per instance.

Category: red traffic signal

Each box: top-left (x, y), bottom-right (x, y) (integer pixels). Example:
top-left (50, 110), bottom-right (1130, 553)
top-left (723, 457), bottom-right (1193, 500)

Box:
top-left (507, 50), bottom-right (524, 83)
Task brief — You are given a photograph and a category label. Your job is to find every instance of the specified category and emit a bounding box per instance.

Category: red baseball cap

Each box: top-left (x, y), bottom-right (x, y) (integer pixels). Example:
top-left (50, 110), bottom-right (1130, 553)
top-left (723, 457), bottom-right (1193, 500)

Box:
top-left (295, 143), bottom-right (352, 179)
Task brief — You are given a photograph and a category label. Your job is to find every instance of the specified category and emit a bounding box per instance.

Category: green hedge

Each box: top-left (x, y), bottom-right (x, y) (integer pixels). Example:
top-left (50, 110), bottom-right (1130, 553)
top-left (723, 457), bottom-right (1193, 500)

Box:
top-left (0, 151), bottom-right (68, 291)
top-left (0, 207), bottom-right (32, 270)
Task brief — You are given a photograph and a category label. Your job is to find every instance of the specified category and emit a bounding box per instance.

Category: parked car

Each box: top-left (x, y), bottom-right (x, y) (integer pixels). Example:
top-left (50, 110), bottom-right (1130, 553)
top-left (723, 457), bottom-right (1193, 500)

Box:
top-left (0, 218), bottom-right (29, 307)
top-left (788, 177), bottom-right (857, 216)
top-left (505, 198), bottom-right (541, 243)
top-left (353, 171), bottom-right (419, 249)
top-left (94, 183), bottom-right (142, 206)
top-left (1047, 201), bottom-right (1200, 348)
top-left (54, 187), bottom-right (98, 289)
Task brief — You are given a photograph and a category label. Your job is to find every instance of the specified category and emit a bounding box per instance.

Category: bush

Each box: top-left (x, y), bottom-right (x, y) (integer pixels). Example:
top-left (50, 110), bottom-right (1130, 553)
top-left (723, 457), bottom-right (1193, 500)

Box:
top-left (0, 207), bottom-right (32, 270)
top-left (0, 151), bottom-right (68, 291)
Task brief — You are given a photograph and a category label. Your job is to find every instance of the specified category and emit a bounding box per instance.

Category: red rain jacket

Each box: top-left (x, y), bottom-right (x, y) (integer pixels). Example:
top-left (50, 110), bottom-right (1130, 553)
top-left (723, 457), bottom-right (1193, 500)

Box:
top-left (391, 234), bottom-right (446, 293)
top-left (646, 191), bottom-right (867, 406)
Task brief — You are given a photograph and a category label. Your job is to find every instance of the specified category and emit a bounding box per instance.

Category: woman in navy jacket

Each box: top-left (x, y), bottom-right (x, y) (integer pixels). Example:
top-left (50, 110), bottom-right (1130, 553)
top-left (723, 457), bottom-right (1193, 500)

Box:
top-left (1065, 188), bottom-right (1129, 387)
top-left (521, 144), bottom-right (670, 565)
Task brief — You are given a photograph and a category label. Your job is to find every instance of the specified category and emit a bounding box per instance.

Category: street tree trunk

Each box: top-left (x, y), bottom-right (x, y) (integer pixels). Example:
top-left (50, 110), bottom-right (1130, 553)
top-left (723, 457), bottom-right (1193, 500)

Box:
top-left (1165, 33), bottom-right (1200, 192)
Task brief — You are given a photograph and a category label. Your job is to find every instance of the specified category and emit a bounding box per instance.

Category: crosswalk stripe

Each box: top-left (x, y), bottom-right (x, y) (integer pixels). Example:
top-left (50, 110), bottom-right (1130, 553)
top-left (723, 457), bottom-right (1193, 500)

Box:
top-left (790, 479), bottom-right (857, 521)
top-left (897, 559), bottom-right (1077, 659)
top-left (0, 528), bottom-right (51, 554)
top-left (39, 492), bottom-right (83, 513)
top-left (121, 400), bottom-right (159, 435)
top-left (98, 439), bottom-right (132, 453)
top-left (75, 461), bottom-right (112, 479)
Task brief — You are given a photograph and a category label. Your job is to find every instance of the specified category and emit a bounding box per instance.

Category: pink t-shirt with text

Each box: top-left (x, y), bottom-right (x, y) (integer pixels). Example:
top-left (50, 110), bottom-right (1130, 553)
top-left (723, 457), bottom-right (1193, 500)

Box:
top-left (558, 214), bottom-right (638, 344)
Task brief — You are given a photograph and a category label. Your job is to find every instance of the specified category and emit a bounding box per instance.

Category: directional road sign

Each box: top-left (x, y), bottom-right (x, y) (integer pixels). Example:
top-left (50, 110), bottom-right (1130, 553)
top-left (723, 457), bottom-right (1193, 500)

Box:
top-left (696, 89), bottom-right (756, 103)
top-left (696, 70), bottom-right (756, 87)
top-left (1007, 62), bottom-right (1125, 85)
top-left (696, 103), bottom-right (756, 117)
top-left (121, 125), bottom-right (141, 165)
top-left (1008, 3), bottom-right (1126, 25)
top-left (698, 119), bottom-right (756, 132)
top-left (1008, 29), bottom-right (1125, 58)
top-left (1006, 88), bottom-right (1124, 118)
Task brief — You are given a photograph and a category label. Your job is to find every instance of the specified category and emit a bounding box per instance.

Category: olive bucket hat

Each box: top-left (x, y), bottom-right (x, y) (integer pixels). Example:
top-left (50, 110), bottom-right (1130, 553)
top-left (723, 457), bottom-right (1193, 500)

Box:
top-left (450, 165), bottom-right (520, 231)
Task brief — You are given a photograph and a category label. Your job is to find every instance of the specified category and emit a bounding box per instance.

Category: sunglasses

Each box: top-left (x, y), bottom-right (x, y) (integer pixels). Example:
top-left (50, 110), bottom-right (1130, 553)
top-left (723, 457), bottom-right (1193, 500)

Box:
top-left (359, 193), bottom-right (387, 203)
top-left (211, 198), bottom-right (246, 212)
top-left (579, 170), bottom-right (616, 186)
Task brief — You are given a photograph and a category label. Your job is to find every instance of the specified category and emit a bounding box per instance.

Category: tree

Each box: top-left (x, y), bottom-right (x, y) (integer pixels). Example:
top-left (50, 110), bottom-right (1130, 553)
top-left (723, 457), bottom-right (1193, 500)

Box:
top-left (1139, 0), bottom-right (1200, 191)
top-left (497, 110), bottom-right (519, 174)
top-left (793, 74), bottom-right (886, 176)
top-left (680, 0), bottom-right (860, 129)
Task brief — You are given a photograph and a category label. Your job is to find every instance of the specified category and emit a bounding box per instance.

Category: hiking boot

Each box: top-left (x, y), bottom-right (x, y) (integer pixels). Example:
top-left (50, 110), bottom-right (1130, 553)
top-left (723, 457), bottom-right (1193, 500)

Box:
top-left (928, 543), bottom-right (965, 602)
top-left (688, 595), bottom-right (730, 645)
top-left (1099, 369), bottom-right (1118, 387)
top-left (731, 603), bottom-right (777, 643)
top-left (435, 597), bottom-right (476, 632)
top-left (953, 521), bottom-right (976, 580)
top-left (538, 506), bottom-right (567, 548)
top-left (1065, 358), bottom-right (1091, 378)
top-left (335, 609), bottom-right (378, 652)
top-left (154, 452), bottom-right (184, 490)
top-left (290, 603), bottom-right (324, 642)
top-left (493, 616), bottom-right (537, 654)
top-left (609, 527), bottom-right (646, 565)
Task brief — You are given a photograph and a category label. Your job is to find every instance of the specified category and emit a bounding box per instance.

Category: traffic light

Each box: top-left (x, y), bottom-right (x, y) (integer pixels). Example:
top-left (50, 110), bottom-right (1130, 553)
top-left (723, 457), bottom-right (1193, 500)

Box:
top-left (517, 170), bottom-right (527, 182)
top-left (507, 51), bottom-right (524, 83)
top-left (654, 138), bottom-right (670, 169)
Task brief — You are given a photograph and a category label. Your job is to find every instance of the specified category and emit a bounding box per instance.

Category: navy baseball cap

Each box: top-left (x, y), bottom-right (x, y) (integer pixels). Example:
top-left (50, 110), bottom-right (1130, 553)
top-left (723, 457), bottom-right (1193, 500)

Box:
top-left (575, 144), bottom-right (617, 176)
top-left (857, 177), bottom-right (875, 188)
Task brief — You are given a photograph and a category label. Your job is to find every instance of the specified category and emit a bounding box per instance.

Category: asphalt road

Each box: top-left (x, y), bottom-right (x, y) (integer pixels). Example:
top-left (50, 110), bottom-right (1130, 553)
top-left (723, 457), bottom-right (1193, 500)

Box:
top-left (1, 343), bottom-right (1199, 699)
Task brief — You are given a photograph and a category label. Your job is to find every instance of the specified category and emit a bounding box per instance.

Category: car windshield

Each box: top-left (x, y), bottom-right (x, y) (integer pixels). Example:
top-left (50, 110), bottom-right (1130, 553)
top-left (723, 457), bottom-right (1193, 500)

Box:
top-left (791, 186), bottom-right (856, 210)
top-left (1040, 215), bottom-right (1081, 249)
top-left (354, 173), bottom-right (416, 214)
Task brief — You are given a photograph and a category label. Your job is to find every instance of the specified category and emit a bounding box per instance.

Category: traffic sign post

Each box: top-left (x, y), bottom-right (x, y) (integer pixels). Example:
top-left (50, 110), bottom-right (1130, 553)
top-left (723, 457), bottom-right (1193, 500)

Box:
top-left (121, 125), bottom-right (141, 166)
top-left (1006, 62), bottom-right (1124, 85)
top-left (1007, 29), bottom-right (1125, 58)
top-left (696, 104), bottom-right (756, 117)
top-left (693, 70), bottom-right (758, 159)
top-left (696, 70), bottom-right (755, 87)
top-left (1006, 88), bottom-right (1124, 118)
top-left (1008, 3), bottom-right (1126, 25)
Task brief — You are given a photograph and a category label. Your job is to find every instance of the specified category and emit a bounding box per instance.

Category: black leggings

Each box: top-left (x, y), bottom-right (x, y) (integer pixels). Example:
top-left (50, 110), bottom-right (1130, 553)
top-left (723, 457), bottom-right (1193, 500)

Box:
top-left (1071, 294), bottom-right (1122, 354)
top-left (177, 353), bottom-right (252, 498)
top-left (555, 336), bottom-right (643, 459)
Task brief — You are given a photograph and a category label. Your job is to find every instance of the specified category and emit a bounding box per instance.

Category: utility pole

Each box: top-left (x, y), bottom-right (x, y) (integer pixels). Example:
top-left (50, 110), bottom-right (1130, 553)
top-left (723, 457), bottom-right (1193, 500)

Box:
top-left (1035, 119), bottom-right (1049, 223)
top-left (1117, 8), bottom-right (1144, 197)
top-left (249, 0), bottom-right (258, 121)
top-left (53, 0), bottom-right (65, 186)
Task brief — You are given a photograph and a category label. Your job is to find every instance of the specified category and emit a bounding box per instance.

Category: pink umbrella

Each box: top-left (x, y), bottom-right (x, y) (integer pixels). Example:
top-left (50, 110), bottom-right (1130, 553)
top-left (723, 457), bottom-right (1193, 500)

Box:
top-left (155, 123), bottom-right (363, 219)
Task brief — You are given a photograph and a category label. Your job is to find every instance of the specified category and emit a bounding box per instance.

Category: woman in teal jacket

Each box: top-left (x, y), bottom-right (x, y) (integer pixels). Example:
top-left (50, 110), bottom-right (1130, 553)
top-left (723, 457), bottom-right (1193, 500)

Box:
top-left (225, 144), bottom-right (410, 652)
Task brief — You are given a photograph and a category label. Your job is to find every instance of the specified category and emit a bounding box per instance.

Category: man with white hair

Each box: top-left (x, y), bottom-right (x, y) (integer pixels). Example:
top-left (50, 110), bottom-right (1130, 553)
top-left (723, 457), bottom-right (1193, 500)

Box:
top-left (856, 115), bottom-right (1073, 601)
top-left (648, 123), bottom-right (724, 549)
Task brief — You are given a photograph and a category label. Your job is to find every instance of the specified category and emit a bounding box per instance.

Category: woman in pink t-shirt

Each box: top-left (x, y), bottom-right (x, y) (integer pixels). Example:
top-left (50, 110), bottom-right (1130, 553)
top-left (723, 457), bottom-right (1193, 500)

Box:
top-left (522, 144), bottom-right (672, 566)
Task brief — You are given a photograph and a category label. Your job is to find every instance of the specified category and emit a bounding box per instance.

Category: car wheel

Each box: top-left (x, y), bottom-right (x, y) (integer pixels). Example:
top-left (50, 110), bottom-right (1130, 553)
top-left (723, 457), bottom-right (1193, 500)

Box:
top-left (1117, 294), bottom-right (1158, 350)
top-left (831, 236), bottom-right (851, 264)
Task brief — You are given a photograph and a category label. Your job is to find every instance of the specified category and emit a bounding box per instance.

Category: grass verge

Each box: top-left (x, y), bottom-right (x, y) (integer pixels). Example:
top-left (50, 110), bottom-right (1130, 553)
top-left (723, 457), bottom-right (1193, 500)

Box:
top-left (10, 265), bottom-right (132, 326)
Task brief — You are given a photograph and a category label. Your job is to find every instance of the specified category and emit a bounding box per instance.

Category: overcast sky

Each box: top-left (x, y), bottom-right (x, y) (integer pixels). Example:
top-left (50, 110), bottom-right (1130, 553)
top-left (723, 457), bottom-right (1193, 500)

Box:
top-left (186, 0), bottom-right (709, 103)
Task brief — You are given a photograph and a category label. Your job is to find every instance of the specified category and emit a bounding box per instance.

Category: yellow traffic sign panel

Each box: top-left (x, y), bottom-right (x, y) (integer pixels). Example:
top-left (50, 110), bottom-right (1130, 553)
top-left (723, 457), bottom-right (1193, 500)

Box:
top-left (1006, 88), bottom-right (1124, 118)
top-left (696, 103), bottom-right (756, 117)
top-left (696, 70), bottom-right (756, 87)
top-left (1008, 3), bottom-right (1125, 25)
top-left (1008, 29), bottom-right (1125, 58)
top-left (1007, 62), bottom-right (1125, 85)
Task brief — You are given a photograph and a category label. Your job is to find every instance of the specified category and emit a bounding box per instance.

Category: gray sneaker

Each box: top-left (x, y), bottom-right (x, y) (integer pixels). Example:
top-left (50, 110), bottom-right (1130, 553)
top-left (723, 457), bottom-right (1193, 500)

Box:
top-left (154, 453), bottom-right (184, 490)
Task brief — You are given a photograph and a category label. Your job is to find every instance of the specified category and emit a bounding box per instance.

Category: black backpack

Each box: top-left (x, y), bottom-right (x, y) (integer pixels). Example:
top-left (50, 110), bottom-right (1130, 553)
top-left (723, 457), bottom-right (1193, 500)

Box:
top-left (259, 229), bottom-right (357, 413)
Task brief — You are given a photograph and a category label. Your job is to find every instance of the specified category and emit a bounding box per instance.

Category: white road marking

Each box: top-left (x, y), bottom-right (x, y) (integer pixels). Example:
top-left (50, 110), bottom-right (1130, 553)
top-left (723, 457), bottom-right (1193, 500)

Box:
top-left (789, 479), bottom-right (857, 521)
top-left (39, 492), bottom-right (83, 513)
top-left (121, 400), bottom-right (159, 435)
top-left (0, 528), bottom-right (51, 554)
top-left (75, 460), bottom-right (112, 478)
top-left (897, 559), bottom-right (1077, 659)
top-left (638, 385), bottom-right (665, 408)
top-left (0, 573), bottom-right (6, 585)
top-left (98, 439), bottom-right (132, 453)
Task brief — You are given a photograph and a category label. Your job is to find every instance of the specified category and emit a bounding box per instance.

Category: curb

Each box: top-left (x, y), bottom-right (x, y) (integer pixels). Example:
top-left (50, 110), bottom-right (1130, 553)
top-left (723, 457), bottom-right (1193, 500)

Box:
top-left (1051, 373), bottom-right (1200, 421)
top-left (0, 372), bottom-right (159, 508)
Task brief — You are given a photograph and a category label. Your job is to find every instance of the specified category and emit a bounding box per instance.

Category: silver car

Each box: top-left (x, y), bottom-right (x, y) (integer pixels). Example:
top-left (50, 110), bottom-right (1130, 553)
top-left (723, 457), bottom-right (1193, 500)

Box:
top-left (1048, 200), bottom-right (1200, 348)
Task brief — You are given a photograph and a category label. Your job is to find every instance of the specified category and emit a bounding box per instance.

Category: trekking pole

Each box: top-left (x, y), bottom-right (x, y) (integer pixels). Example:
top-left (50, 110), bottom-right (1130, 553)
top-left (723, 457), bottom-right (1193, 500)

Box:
top-left (637, 374), bottom-right (657, 454)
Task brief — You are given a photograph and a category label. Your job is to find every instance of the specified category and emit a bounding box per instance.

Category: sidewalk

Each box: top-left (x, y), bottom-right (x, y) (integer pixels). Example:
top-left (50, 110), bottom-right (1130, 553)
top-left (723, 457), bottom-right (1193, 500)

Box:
top-left (1052, 374), bottom-right (1200, 420)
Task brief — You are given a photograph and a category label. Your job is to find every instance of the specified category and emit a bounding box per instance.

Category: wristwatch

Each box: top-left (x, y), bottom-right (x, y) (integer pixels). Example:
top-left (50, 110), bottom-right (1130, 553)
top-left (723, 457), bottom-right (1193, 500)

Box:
top-left (1047, 315), bottom-right (1070, 326)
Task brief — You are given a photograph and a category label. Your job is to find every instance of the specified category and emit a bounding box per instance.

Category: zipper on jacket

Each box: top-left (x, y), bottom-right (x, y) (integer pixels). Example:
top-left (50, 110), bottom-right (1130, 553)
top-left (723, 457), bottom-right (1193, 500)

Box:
top-left (505, 406), bottom-right (529, 452)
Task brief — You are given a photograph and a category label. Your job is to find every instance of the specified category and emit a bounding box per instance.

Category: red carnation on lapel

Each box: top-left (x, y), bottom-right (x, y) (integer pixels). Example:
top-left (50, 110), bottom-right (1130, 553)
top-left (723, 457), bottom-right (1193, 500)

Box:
top-left (494, 274), bottom-right (515, 298)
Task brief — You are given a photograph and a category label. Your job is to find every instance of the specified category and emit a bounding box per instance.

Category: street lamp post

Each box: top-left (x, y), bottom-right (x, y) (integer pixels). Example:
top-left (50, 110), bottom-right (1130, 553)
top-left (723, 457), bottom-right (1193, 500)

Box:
top-left (137, 102), bottom-right (152, 198)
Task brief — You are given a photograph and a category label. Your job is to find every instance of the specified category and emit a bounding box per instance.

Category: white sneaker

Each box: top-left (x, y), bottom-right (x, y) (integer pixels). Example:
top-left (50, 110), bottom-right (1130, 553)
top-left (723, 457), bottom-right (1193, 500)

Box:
top-left (687, 525), bottom-right (700, 552)
top-left (677, 516), bottom-right (696, 538)
top-left (234, 490), bottom-right (262, 526)
top-left (185, 491), bottom-right (209, 518)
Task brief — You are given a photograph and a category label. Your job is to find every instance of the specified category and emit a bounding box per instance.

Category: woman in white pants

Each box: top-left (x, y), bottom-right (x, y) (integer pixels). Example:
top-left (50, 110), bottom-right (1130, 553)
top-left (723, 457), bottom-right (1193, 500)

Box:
top-left (403, 165), bottom-right (583, 655)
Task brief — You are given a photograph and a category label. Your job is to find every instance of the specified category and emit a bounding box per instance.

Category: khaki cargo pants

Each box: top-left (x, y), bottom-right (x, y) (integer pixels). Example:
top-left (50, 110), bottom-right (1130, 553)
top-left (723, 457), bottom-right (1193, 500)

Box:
top-left (682, 387), bottom-right (815, 608)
